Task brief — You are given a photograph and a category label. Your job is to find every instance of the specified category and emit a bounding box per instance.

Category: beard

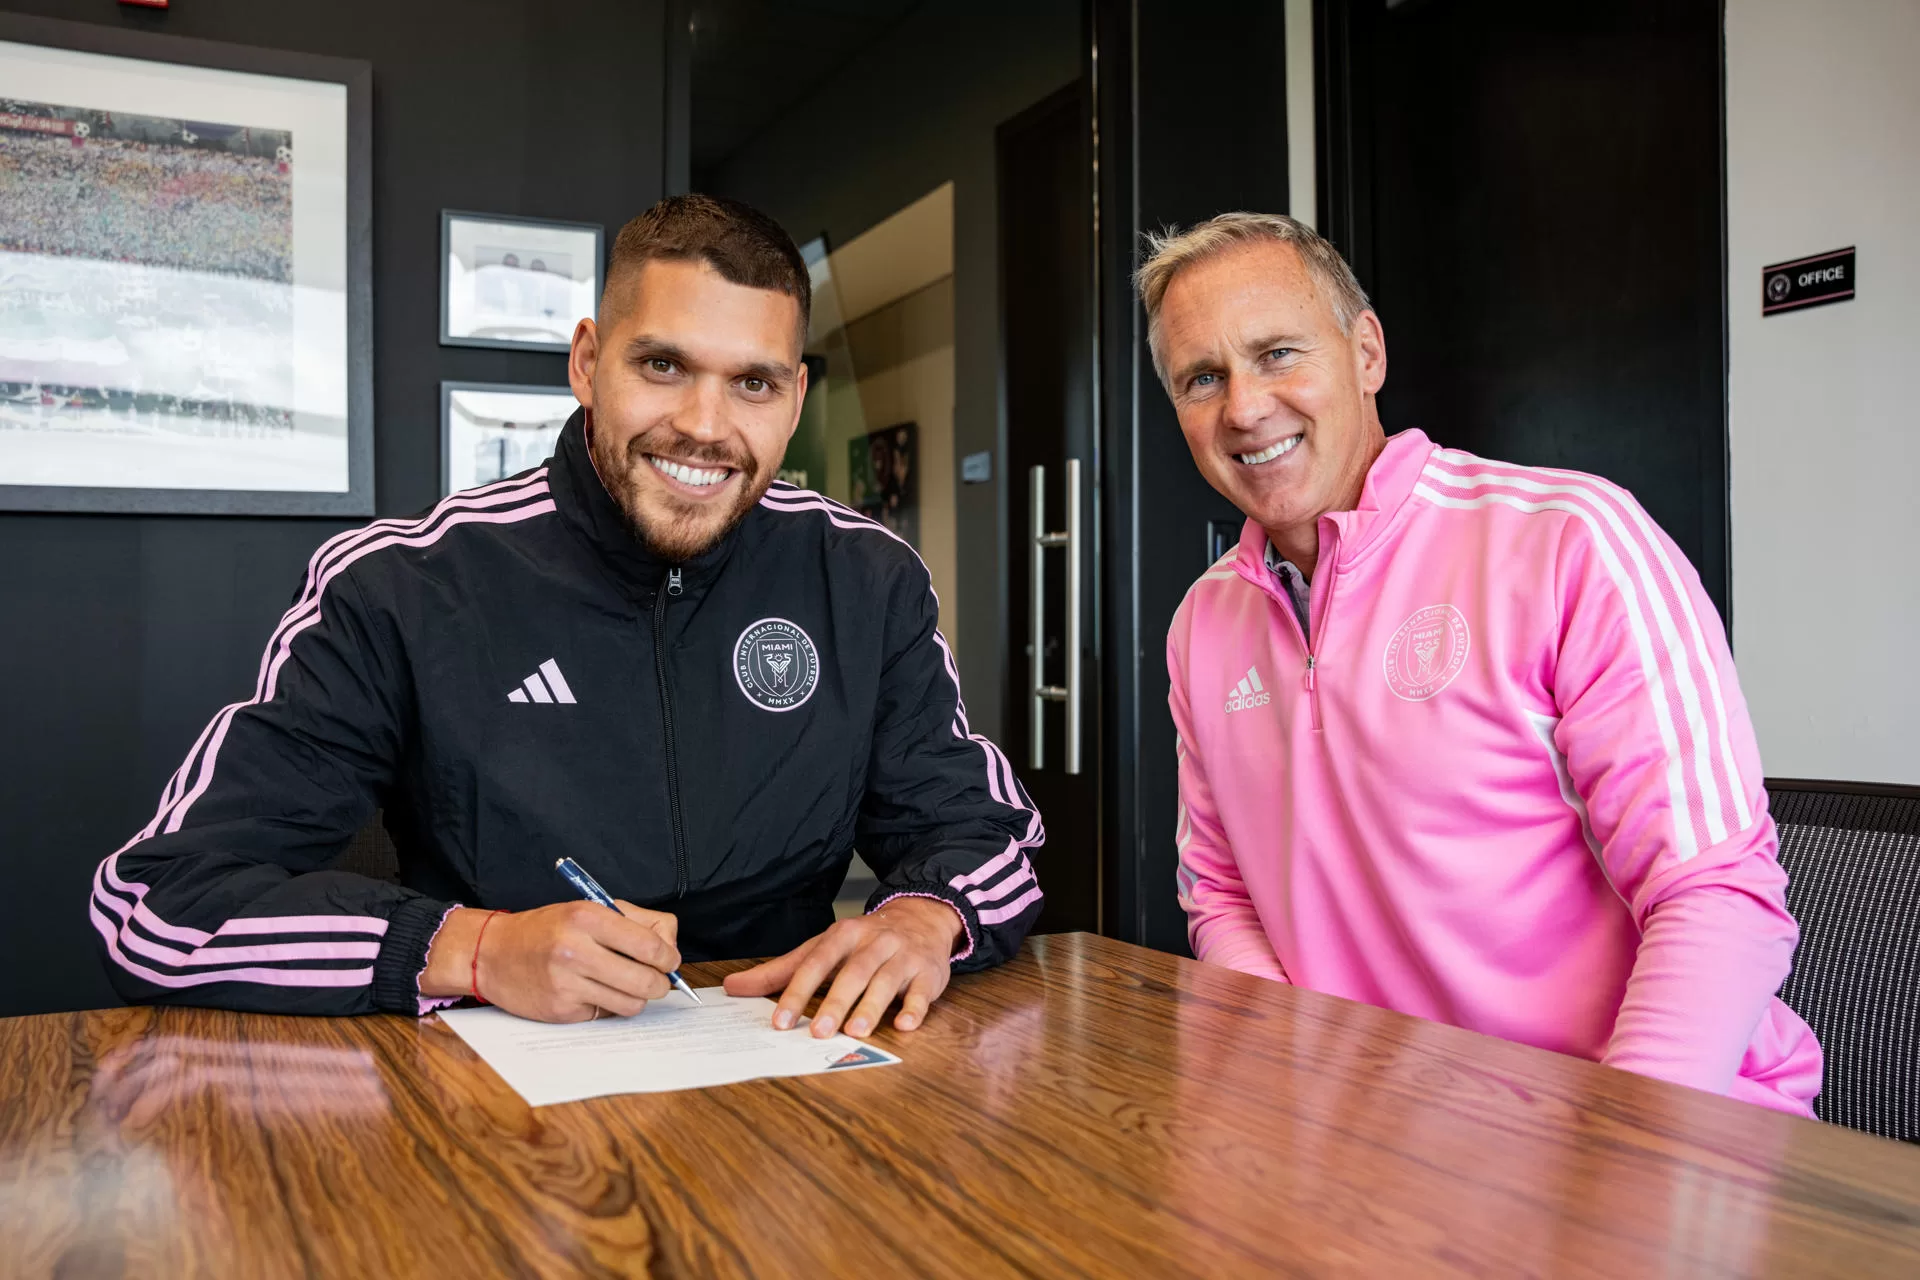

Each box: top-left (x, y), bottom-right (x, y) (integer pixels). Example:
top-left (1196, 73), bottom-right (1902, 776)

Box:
top-left (588, 419), bottom-right (771, 561)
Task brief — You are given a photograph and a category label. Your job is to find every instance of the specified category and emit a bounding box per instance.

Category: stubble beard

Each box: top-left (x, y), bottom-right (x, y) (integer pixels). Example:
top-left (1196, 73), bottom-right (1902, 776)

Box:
top-left (589, 422), bottom-right (770, 562)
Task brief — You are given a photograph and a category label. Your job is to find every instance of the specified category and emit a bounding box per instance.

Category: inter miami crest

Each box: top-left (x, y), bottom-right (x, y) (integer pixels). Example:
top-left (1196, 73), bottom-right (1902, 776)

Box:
top-left (1383, 603), bottom-right (1470, 701)
top-left (733, 617), bottom-right (820, 712)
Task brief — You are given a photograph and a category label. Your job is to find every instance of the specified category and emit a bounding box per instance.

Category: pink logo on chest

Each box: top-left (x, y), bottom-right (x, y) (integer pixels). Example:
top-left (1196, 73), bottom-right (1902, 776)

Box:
top-left (1383, 604), bottom-right (1470, 701)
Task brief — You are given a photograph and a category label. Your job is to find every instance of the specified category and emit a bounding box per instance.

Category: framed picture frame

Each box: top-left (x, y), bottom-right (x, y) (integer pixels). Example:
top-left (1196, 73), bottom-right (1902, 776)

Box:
top-left (847, 420), bottom-right (919, 547)
top-left (0, 13), bottom-right (373, 516)
top-left (440, 211), bottom-right (602, 352)
top-left (440, 381), bottom-right (577, 496)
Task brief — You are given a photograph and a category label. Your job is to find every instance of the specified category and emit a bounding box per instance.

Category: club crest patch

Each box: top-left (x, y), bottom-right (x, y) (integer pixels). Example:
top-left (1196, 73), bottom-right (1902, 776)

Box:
top-left (1383, 604), bottom-right (1470, 701)
top-left (733, 617), bottom-right (820, 712)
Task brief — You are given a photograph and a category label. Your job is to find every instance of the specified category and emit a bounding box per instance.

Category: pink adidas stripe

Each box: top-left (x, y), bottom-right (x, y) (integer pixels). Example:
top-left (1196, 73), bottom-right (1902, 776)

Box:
top-left (977, 885), bottom-right (1044, 926)
top-left (124, 472), bottom-right (554, 851)
top-left (94, 858), bottom-right (391, 967)
top-left (89, 900), bottom-right (373, 990)
top-left (761, 490), bottom-right (1041, 817)
top-left (966, 863), bottom-right (1036, 908)
top-left (760, 489), bottom-right (1045, 852)
top-left (102, 481), bottom-right (553, 991)
top-left (951, 846), bottom-right (1021, 890)
top-left (163, 499), bottom-right (556, 838)
top-left (112, 918), bottom-right (382, 969)
top-left (217, 914), bottom-right (390, 937)
top-left (95, 859), bottom-right (391, 946)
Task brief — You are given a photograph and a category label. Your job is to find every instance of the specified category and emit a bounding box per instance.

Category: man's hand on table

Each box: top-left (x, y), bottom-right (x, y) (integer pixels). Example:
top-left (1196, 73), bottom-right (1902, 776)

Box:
top-left (723, 896), bottom-right (964, 1038)
top-left (421, 901), bottom-right (681, 1023)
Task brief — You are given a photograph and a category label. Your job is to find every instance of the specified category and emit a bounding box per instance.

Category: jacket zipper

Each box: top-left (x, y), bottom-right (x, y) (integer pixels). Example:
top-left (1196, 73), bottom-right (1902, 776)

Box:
top-left (1304, 558), bottom-right (1340, 733)
top-left (1274, 534), bottom-right (1339, 734)
top-left (653, 567), bottom-right (689, 897)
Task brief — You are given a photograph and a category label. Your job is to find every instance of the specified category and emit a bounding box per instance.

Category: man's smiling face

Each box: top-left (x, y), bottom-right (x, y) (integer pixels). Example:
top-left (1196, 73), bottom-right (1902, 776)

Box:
top-left (1154, 240), bottom-right (1387, 541)
top-left (569, 257), bottom-right (807, 560)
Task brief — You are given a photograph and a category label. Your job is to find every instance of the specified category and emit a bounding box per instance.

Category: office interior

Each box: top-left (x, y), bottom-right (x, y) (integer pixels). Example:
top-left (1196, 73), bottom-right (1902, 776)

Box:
top-left (0, 0), bottom-right (1916, 1266)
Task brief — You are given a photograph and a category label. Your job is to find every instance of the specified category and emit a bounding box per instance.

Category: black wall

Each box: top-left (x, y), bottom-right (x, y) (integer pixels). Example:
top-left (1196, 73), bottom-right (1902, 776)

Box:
top-left (1327, 0), bottom-right (1729, 618)
top-left (1098, 0), bottom-right (1294, 952)
top-left (0, 0), bottom-right (667, 1016)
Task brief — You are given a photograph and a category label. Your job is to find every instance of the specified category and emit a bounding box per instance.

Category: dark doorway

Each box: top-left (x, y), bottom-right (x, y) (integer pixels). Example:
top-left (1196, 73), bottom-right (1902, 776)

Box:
top-left (998, 81), bottom-right (1100, 935)
top-left (1320, 0), bottom-right (1730, 618)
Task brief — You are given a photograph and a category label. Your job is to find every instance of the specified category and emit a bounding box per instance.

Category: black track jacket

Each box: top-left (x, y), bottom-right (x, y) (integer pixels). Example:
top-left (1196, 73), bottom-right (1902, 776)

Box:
top-left (90, 414), bottom-right (1045, 1014)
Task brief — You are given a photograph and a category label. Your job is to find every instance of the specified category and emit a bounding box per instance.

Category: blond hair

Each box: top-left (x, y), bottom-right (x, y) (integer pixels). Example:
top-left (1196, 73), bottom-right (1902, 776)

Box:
top-left (1134, 212), bottom-right (1371, 385)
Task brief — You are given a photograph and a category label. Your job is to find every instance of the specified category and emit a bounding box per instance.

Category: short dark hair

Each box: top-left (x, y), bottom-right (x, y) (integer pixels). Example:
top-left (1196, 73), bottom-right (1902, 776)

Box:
top-left (602, 194), bottom-right (811, 342)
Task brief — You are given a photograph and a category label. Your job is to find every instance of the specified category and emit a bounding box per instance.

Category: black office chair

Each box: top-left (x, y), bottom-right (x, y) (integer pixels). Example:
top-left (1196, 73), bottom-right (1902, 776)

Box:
top-left (1771, 779), bottom-right (1920, 1143)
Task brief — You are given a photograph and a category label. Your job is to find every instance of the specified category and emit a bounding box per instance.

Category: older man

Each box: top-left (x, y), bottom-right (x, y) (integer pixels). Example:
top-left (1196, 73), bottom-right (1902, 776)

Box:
top-left (1145, 212), bottom-right (1819, 1113)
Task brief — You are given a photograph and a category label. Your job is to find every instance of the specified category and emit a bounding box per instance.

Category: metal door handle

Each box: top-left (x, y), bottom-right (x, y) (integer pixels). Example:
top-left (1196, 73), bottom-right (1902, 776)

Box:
top-left (1029, 459), bottom-right (1082, 774)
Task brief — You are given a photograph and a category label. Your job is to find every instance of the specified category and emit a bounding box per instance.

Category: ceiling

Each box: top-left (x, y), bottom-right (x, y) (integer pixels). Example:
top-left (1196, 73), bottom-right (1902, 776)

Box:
top-left (689, 0), bottom-right (924, 174)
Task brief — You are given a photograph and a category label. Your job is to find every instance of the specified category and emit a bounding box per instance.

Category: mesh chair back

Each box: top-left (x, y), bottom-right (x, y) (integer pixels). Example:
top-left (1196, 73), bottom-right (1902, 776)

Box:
top-left (1771, 780), bottom-right (1920, 1142)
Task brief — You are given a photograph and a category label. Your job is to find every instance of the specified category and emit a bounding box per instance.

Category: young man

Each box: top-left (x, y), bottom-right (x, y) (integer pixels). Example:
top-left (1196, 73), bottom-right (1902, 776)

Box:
top-left (91, 195), bottom-right (1043, 1037)
top-left (1144, 212), bottom-right (1819, 1114)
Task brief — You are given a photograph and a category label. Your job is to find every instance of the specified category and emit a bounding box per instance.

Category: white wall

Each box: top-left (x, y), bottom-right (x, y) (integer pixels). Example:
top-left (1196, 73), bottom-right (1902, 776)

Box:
top-left (1285, 0), bottom-right (1316, 229)
top-left (1727, 0), bottom-right (1920, 785)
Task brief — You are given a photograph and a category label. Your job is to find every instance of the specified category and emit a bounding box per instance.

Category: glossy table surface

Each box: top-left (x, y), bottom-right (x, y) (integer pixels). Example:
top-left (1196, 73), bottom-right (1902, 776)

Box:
top-left (3, 933), bottom-right (1918, 1278)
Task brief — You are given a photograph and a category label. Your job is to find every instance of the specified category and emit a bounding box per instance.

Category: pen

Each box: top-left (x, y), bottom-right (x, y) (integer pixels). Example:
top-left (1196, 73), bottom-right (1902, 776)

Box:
top-left (553, 857), bottom-right (703, 1005)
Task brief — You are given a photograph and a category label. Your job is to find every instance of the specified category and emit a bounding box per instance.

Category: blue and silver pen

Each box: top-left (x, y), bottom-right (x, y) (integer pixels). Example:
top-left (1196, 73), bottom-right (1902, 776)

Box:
top-left (553, 857), bottom-right (702, 1004)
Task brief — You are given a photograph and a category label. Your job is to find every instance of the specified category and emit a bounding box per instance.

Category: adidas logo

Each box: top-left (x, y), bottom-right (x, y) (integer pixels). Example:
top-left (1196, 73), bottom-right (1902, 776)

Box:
top-left (507, 659), bottom-right (577, 705)
top-left (1224, 666), bottom-right (1271, 714)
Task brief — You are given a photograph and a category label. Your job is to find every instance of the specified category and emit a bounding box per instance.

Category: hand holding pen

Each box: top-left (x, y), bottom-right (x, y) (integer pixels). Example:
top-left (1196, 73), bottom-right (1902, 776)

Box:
top-left (555, 858), bottom-right (703, 1005)
top-left (422, 865), bottom-right (693, 1020)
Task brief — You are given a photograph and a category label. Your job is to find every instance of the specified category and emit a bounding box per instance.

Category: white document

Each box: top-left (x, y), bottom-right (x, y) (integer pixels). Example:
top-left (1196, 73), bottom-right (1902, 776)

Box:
top-left (436, 989), bottom-right (900, 1106)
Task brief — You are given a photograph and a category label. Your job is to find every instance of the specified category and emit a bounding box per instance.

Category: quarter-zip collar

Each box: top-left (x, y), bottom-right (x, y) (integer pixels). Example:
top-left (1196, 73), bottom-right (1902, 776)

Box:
top-left (1231, 427), bottom-right (1440, 593)
top-left (549, 408), bottom-right (744, 597)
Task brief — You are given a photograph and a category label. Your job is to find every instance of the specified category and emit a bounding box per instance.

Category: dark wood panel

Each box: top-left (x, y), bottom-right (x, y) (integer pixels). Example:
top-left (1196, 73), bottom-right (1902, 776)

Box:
top-left (1, 935), bottom-right (1916, 1277)
top-left (998, 78), bottom-right (1100, 936)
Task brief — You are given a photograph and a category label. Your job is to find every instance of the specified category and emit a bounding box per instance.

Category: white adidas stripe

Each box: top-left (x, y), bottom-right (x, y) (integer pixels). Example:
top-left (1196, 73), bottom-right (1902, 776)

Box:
top-left (1173, 734), bottom-right (1200, 910)
top-left (1524, 710), bottom-right (1632, 915)
top-left (1412, 480), bottom-right (1701, 861)
top-left (1425, 459), bottom-right (1740, 843)
top-left (506, 659), bottom-right (576, 705)
top-left (539, 659), bottom-right (576, 703)
top-left (1467, 453), bottom-right (1751, 832)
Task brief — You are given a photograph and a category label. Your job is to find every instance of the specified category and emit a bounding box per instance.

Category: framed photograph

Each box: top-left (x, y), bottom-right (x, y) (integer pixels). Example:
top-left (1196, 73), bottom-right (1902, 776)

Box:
top-left (440, 211), bottom-right (602, 352)
top-left (441, 381), bottom-right (576, 496)
top-left (0, 14), bottom-right (372, 515)
top-left (847, 421), bottom-right (918, 547)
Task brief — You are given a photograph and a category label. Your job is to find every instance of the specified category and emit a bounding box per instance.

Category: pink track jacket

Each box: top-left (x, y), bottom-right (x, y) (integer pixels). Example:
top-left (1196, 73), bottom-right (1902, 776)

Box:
top-left (1168, 429), bottom-right (1820, 1115)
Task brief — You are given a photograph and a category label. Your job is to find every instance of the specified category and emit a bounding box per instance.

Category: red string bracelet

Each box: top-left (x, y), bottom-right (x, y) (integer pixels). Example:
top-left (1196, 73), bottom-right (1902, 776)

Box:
top-left (471, 909), bottom-right (507, 1004)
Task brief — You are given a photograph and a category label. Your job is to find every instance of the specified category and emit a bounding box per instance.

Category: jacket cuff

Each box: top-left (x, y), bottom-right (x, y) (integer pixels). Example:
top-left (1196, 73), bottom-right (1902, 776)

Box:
top-left (867, 885), bottom-right (979, 965)
top-left (372, 894), bottom-right (456, 1014)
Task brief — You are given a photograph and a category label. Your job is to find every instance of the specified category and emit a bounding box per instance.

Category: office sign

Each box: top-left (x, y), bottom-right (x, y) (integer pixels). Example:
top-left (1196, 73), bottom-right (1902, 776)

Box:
top-left (1762, 247), bottom-right (1855, 316)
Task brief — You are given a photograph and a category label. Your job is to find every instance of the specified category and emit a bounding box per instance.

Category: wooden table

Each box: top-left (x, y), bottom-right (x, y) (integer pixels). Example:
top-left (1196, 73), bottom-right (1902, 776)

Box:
top-left (3, 934), bottom-right (1918, 1278)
